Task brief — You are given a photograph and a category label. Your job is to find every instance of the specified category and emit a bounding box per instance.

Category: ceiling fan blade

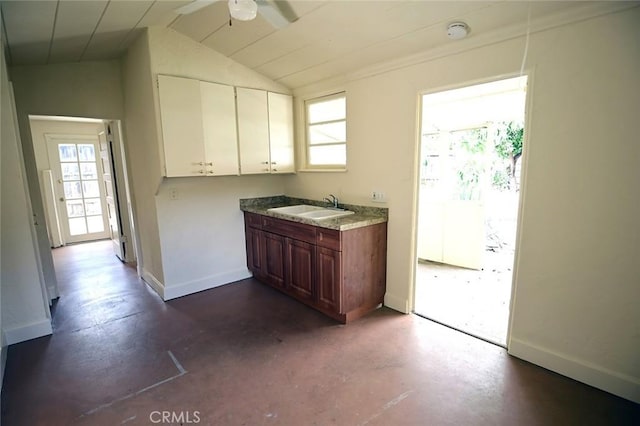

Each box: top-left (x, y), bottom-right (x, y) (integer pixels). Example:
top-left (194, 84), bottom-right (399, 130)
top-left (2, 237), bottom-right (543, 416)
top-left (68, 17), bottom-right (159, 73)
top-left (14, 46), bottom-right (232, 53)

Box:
top-left (257, 0), bottom-right (298, 29)
top-left (175, 0), bottom-right (220, 15)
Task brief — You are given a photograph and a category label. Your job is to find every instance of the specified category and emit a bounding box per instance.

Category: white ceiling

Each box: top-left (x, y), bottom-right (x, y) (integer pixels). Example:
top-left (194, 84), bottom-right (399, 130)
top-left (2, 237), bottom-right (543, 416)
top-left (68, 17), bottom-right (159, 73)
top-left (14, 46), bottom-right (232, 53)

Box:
top-left (1, 1), bottom-right (636, 89)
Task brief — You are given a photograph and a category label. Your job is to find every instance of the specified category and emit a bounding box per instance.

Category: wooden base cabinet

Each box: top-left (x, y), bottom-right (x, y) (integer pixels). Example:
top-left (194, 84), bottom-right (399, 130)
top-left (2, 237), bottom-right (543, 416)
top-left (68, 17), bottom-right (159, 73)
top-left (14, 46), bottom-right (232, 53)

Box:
top-left (243, 212), bottom-right (387, 323)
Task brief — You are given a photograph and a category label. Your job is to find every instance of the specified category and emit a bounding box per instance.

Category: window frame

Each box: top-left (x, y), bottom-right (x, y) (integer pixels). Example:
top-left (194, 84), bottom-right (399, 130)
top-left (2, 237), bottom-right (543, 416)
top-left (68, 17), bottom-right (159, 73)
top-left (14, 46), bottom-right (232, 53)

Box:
top-left (304, 92), bottom-right (347, 171)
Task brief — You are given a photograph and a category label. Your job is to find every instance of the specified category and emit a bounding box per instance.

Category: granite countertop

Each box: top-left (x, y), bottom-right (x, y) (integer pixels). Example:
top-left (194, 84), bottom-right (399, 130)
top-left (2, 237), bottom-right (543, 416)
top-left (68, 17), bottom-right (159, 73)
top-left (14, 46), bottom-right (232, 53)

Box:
top-left (239, 195), bottom-right (388, 231)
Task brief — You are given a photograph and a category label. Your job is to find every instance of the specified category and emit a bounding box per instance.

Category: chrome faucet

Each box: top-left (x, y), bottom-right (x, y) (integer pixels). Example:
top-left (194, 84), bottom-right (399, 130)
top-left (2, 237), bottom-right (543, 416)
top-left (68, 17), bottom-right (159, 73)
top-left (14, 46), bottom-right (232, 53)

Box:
top-left (323, 194), bottom-right (339, 209)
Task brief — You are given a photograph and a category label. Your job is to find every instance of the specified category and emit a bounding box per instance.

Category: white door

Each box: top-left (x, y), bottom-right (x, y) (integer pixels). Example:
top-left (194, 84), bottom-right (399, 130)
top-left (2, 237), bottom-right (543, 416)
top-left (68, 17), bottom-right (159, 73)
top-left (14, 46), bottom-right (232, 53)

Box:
top-left (47, 135), bottom-right (109, 244)
top-left (237, 87), bottom-right (270, 174)
top-left (158, 75), bottom-right (205, 176)
top-left (417, 130), bottom-right (486, 270)
top-left (200, 81), bottom-right (239, 176)
top-left (267, 92), bottom-right (295, 173)
top-left (99, 131), bottom-right (124, 260)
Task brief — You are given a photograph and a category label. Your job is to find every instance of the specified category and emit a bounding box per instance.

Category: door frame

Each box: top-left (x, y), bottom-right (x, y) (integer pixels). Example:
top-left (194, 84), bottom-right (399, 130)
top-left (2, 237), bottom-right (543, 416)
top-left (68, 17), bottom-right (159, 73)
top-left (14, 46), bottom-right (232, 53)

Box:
top-left (411, 72), bottom-right (534, 348)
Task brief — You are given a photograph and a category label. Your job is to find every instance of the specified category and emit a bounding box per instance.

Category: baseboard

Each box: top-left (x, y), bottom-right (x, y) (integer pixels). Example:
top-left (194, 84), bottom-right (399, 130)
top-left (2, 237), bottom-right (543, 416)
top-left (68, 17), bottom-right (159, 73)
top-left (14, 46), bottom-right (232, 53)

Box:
top-left (1, 344), bottom-right (7, 391)
top-left (384, 293), bottom-right (409, 314)
top-left (3, 319), bottom-right (53, 346)
top-left (508, 338), bottom-right (640, 403)
top-left (141, 268), bottom-right (165, 300)
top-left (163, 269), bottom-right (252, 301)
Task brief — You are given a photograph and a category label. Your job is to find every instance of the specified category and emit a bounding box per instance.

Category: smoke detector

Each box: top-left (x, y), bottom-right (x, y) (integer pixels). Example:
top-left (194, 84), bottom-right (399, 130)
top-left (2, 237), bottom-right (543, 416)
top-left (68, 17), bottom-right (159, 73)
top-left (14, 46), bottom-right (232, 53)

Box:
top-left (447, 22), bottom-right (469, 40)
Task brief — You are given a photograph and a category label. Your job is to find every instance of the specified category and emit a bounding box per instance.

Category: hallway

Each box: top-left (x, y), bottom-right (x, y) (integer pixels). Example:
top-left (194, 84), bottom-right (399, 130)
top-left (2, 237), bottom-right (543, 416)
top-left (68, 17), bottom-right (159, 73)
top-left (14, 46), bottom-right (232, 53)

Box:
top-left (2, 241), bottom-right (638, 425)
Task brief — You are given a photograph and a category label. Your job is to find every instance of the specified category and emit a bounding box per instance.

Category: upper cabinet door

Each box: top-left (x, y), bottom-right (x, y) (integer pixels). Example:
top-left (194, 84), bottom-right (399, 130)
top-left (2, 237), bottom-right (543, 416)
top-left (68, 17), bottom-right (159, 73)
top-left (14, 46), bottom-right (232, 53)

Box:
top-left (237, 87), bottom-right (270, 174)
top-left (200, 81), bottom-right (239, 176)
top-left (158, 75), bottom-right (205, 177)
top-left (268, 92), bottom-right (295, 173)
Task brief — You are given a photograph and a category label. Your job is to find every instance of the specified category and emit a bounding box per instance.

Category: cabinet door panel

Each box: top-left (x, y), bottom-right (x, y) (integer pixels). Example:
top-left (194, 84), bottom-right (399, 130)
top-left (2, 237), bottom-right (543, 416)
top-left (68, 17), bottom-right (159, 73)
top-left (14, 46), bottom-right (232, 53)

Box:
top-left (158, 75), bottom-right (205, 177)
top-left (286, 238), bottom-right (315, 301)
top-left (268, 92), bottom-right (295, 173)
top-left (237, 88), bottom-right (270, 174)
top-left (264, 232), bottom-right (286, 289)
top-left (200, 81), bottom-right (239, 176)
top-left (245, 227), bottom-right (263, 275)
top-left (316, 247), bottom-right (342, 313)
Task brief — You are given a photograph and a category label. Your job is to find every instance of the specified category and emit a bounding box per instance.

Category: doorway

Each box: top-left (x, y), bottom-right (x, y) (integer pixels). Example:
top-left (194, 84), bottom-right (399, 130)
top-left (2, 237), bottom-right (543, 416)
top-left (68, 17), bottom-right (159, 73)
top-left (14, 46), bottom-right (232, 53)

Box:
top-left (414, 76), bottom-right (527, 346)
top-left (46, 134), bottom-right (110, 243)
top-left (29, 116), bottom-right (137, 302)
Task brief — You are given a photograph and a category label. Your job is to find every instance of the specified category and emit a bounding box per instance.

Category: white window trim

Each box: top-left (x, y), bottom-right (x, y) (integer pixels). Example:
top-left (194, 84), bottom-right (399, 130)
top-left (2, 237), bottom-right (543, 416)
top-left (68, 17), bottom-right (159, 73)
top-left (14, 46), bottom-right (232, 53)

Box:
top-left (303, 92), bottom-right (347, 171)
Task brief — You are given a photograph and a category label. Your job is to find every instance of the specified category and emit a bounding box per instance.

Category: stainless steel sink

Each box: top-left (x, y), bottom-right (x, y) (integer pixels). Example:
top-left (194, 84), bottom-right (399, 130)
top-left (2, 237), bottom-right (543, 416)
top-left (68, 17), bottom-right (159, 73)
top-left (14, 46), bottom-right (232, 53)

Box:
top-left (267, 204), bottom-right (355, 220)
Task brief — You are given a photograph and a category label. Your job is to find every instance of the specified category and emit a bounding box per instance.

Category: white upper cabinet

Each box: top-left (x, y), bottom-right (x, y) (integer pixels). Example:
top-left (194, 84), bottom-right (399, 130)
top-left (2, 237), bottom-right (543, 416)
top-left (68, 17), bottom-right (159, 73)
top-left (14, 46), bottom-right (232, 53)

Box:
top-left (237, 87), bottom-right (271, 174)
top-left (158, 75), bottom-right (293, 177)
top-left (237, 87), bottom-right (295, 174)
top-left (268, 92), bottom-right (295, 173)
top-left (200, 81), bottom-right (239, 176)
top-left (158, 75), bottom-right (205, 177)
top-left (158, 75), bottom-right (239, 177)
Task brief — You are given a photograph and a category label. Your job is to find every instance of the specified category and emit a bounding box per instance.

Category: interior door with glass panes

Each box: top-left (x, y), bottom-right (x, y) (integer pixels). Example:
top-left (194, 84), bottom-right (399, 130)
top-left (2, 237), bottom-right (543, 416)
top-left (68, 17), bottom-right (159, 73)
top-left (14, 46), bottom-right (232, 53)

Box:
top-left (47, 135), bottom-right (110, 244)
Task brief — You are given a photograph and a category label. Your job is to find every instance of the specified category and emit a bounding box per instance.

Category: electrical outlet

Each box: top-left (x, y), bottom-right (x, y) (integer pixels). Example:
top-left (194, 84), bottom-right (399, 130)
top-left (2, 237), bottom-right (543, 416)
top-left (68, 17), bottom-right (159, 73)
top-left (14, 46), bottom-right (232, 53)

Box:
top-left (169, 188), bottom-right (179, 200)
top-left (371, 191), bottom-right (386, 202)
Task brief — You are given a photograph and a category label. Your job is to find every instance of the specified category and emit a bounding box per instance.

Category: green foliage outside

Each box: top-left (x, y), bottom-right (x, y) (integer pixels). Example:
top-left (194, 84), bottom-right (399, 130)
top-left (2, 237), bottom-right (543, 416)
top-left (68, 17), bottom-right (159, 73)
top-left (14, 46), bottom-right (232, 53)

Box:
top-left (493, 121), bottom-right (524, 191)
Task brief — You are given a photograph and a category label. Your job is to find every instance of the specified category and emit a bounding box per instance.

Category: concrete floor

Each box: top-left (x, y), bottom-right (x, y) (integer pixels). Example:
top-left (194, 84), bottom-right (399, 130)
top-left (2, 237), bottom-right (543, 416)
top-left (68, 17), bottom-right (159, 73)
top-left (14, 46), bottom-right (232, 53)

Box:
top-left (2, 240), bottom-right (638, 425)
top-left (414, 249), bottom-right (514, 346)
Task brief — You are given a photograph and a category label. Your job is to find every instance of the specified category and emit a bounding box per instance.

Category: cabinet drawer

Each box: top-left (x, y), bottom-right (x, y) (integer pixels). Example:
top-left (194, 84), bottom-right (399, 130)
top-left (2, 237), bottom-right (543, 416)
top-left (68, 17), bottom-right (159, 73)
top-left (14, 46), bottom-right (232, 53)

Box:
top-left (316, 228), bottom-right (341, 251)
top-left (263, 217), bottom-right (316, 245)
top-left (245, 212), bottom-right (263, 229)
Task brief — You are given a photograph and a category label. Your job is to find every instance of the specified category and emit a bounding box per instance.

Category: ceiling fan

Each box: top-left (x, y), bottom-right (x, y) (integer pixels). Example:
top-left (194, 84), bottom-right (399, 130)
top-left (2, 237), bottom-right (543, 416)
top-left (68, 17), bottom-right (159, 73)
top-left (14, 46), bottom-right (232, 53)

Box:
top-left (175, 0), bottom-right (298, 28)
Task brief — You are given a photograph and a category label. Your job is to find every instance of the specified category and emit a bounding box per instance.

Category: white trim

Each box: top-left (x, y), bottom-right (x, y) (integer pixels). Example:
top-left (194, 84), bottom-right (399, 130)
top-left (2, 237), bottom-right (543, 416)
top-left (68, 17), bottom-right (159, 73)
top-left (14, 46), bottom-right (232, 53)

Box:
top-left (384, 293), bottom-right (409, 314)
top-left (141, 268), bottom-right (165, 299)
top-left (3, 319), bottom-right (52, 345)
top-left (509, 338), bottom-right (640, 404)
top-left (162, 269), bottom-right (252, 301)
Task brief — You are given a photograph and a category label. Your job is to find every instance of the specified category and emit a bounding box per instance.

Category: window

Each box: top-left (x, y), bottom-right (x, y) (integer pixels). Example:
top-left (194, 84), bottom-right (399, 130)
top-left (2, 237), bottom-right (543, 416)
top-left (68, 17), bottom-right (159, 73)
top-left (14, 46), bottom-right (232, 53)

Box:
top-left (305, 93), bottom-right (346, 169)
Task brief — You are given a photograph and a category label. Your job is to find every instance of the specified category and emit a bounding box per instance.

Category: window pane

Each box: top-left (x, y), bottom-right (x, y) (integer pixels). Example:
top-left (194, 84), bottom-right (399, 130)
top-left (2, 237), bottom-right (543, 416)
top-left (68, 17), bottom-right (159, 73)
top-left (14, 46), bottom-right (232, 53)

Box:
top-left (308, 97), bottom-right (345, 124)
top-left (66, 200), bottom-right (85, 218)
top-left (77, 144), bottom-right (96, 162)
top-left (309, 121), bottom-right (346, 145)
top-left (86, 216), bottom-right (104, 233)
top-left (84, 198), bottom-right (102, 215)
top-left (64, 181), bottom-right (83, 199)
top-left (68, 218), bottom-right (87, 236)
top-left (309, 145), bottom-right (346, 166)
top-left (82, 181), bottom-right (100, 198)
top-left (58, 144), bottom-right (77, 162)
top-left (61, 163), bottom-right (80, 180)
top-left (80, 162), bottom-right (98, 180)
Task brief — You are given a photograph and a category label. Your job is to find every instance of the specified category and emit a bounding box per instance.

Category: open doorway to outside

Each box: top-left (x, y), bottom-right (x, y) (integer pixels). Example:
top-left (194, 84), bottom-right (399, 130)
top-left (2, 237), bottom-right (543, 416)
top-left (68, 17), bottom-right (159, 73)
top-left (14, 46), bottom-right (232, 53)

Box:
top-left (414, 76), bottom-right (527, 347)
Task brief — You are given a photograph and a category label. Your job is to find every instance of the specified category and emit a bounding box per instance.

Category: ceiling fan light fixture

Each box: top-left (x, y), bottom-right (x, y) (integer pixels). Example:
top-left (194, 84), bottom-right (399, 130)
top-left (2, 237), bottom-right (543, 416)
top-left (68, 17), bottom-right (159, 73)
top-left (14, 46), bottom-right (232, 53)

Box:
top-left (228, 0), bottom-right (258, 21)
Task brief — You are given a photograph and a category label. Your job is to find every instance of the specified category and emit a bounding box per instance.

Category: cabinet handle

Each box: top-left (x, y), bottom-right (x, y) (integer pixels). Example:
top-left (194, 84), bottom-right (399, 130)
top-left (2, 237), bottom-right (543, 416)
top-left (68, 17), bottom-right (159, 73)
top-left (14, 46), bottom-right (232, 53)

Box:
top-left (195, 161), bottom-right (205, 166)
top-left (271, 161), bottom-right (277, 165)
top-left (261, 161), bottom-right (269, 165)
top-left (205, 162), bottom-right (213, 166)
top-left (273, 169), bottom-right (278, 172)
top-left (263, 168), bottom-right (270, 172)
top-left (198, 170), bottom-right (205, 174)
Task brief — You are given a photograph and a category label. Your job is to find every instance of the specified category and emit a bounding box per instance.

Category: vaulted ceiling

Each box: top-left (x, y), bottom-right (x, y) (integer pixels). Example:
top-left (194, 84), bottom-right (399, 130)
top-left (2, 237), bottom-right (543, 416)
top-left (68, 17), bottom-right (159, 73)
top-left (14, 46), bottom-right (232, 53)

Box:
top-left (1, 1), bottom-right (636, 89)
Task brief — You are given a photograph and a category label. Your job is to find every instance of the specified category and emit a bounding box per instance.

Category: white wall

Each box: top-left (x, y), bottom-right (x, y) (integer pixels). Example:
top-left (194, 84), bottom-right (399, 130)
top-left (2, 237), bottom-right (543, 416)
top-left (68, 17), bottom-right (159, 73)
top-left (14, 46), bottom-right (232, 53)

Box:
top-left (121, 27), bottom-right (289, 299)
top-left (289, 7), bottom-right (640, 402)
top-left (1, 33), bottom-right (52, 349)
